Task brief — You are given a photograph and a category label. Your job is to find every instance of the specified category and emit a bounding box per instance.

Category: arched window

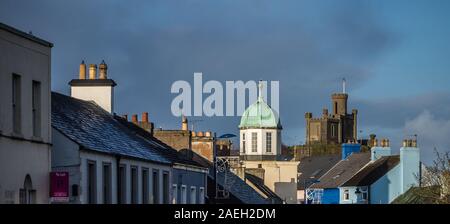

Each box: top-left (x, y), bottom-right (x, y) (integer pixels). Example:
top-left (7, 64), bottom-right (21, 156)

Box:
top-left (20, 174), bottom-right (36, 204)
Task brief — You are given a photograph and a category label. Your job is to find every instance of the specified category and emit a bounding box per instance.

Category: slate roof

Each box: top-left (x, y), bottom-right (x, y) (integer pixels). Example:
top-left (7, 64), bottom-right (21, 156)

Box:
top-left (192, 154), bottom-right (268, 204)
top-left (309, 152), bottom-right (370, 189)
top-left (297, 154), bottom-right (341, 190)
top-left (342, 155), bottom-right (400, 187)
top-left (51, 92), bottom-right (171, 165)
top-left (245, 173), bottom-right (283, 203)
top-left (114, 115), bottom-right (206, 168)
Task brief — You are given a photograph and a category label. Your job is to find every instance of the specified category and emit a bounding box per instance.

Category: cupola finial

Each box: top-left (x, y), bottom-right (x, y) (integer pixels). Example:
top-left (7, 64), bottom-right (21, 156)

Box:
top-left (258, 80), bottom-right (263, 101)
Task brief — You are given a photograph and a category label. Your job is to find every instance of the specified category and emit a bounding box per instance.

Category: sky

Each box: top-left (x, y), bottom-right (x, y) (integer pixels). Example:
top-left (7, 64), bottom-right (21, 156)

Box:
top-left (1, 0), bottom-right (450, 164)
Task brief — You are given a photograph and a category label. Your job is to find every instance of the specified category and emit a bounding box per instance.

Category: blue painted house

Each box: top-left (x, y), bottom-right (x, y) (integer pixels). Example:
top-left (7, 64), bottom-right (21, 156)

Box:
top-left (307, 143), bottom-right (370, 204)
top-left (340, 139), bottom-right (421, 204)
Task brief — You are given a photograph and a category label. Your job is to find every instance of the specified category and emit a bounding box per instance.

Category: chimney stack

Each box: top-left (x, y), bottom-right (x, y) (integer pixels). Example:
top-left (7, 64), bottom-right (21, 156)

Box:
top-left (132, 114), bottom-right (138, 123)
top-left (89, 64), bottom-right (97, 79)
top-left (79, 60), bottom-right (86, 79)
top-left (322, 108), bottom-right (328, 118)
top-left (181, 116), bottom-right (188, 131)
top-left (99, 60), bottom-right (108, 79)
top-left (371, 138), bottom-right (392, 161)
top-left (142, 112), bottom-right (149, 123)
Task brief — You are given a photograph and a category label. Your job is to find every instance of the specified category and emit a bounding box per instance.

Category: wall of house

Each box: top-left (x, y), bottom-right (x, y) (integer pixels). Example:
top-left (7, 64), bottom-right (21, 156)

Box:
top-left (339, 186), bottom-right (362, 204)
top-left (153, 130), bottom-right (191, 151)
top-left (52, 129), bottom-right (173, 204)
top-left (321, 188), bottom-right (340, 204)
top-left (239, 128), bottom-right (281, 160)
top-left (79, 151), bottom-right (172, 204)
top-left (172, 166), bottom-right (207, 204)
top-left (51, 128), bottom-right (82, 203)
top-left (370, 164), bottom-right (402, 204)
top-left (191, 138), bottom-right (214, 161)
top-left (70, 86), bottom-right (114, 113)
top-left (0, 27), bottom-right (52, 204)
top-left (244, 160), bottom-right (299, 204)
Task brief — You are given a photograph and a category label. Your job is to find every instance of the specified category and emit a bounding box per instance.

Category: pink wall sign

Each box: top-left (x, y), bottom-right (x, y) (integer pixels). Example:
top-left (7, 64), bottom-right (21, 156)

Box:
top-left (50, 172), bottom-right (69, 202)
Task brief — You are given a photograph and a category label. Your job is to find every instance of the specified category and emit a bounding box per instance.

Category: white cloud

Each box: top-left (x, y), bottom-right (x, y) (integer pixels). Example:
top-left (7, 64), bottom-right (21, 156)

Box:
top-left (403, 110), bottom-right (450, 164)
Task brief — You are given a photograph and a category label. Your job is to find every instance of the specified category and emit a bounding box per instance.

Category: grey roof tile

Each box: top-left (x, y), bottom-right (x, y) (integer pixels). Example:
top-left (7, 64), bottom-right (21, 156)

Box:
top-left (51, 92), bottom-right (171, 165)
top-left (309, 152), bottom-right (370, 189)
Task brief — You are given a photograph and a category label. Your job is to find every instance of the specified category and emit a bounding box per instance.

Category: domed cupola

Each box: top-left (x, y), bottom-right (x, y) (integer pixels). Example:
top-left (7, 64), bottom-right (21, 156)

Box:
top-left (239, 82), bottom-right (282, 130)
top-left (239, 81), bottom-right (282, 161)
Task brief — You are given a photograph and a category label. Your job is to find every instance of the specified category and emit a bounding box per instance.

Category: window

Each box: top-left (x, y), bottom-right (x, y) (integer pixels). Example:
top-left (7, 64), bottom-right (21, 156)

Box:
top-left (199, 187), bottom-right (205, 204)
top-left (102, 163), bottom-right (112, 204)
top-left (242, 133), bottom-right (246, 153)
top-left (361, 187), bottom-right (368, 201)
top-left (163, 171), bottom-right (170, 204)
top-left (87, 161), bottom-right (97, 204)
top-left (190, 186), bottom-right (197, 204)
top-left (331, 124), bottom-right (336, 137)
top-left (118, 165), bottom-right (126, 204)
top-left (172, 184), bottom-right (178, 204)
top-left (251, 132), bottom-right (257, 152)
top-left (131, 166), bottom-right (138, 204)
top-left (142, 168), bottom-right (149, 204)
top-left (32, 81), bottom-right (41, 137)
top-left (152, 169), bottom-right (159, 204)
top-left (180, 185), bottom-right (187, 204)
top-left (266, 132), bottom-right (272, 153)
top-left (343, 189), bottom-right (349, 201)
top-left (19, 175), bottom-right (36, 204)
top-left (12, 74), bottom-right (21, 134)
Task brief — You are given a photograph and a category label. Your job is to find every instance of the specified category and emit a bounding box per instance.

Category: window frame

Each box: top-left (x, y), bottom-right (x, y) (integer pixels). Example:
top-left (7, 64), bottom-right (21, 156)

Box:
top-left (251, 132), bottom-right (257, 152)
top-left (12, 73), bottom-right (22, 134)
top-left (32, 80), bottom-right (41, 138)
top-left (266, 132), bottom-right (272, 153)
top-left (343, 189), bottom-right (350, 201)
top-left (102, 162), bottom-right (112, 204)
top-left (87, 160), bottom-right (97, 204)
top-left (142, 167), bottom-right (149, 204)
top-left (180, 185), bottom-right (187, 204)
top-left (130, 166), bottom-right (138, 204)
top-left (172, 184), bottom-right (178, 204)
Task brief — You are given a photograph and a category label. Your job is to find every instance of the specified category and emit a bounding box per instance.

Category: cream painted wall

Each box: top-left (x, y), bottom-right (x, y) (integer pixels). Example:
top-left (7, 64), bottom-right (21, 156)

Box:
top-left (0, 28), bottom-right (52, 204)
top-left (240, 128), bottom-right (281, 156)
top-left (71, 86), bottom-right (114, 113)
top-left (244, 160), bottom-right (299, 204)
top-left (79, 151), bottom-right (172, 204)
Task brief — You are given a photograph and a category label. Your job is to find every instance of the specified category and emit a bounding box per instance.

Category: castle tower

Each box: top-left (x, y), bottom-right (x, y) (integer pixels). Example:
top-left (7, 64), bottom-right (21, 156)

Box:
top-left (331, 93), bottom-right (348, 116)
top-left (331, 79), bottom-right (349, 116)
top-left (69, 60), bottom-right (117, 113)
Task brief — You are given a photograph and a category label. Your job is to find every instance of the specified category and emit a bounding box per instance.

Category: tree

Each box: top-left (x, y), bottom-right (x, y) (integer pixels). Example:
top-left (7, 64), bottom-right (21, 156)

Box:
top-left (418, 149), bottom-right (450, 204)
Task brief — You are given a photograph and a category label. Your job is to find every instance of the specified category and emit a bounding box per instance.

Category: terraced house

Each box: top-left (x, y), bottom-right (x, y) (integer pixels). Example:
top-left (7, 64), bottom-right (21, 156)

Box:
top-left (0, 23), bottom-right (53, 204)
top-left (51, 62), bottom-right (208, 204)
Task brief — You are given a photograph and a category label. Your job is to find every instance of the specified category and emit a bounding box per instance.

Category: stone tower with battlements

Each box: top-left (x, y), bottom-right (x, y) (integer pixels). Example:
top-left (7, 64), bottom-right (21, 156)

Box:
top-left (305, 79), bottom-right (358, 144)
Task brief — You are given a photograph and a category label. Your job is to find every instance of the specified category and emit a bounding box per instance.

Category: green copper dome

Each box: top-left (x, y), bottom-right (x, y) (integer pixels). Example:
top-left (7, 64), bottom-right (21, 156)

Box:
top-left (239, 97), bottom-right (282, 129)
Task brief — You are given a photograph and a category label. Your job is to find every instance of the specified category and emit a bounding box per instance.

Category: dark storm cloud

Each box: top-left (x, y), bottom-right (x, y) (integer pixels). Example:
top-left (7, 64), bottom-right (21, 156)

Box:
top-left (0, 0), bottom-right (396, 142)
